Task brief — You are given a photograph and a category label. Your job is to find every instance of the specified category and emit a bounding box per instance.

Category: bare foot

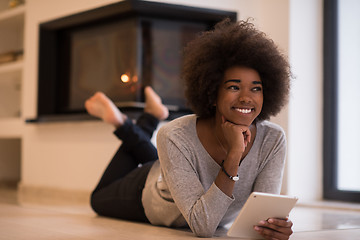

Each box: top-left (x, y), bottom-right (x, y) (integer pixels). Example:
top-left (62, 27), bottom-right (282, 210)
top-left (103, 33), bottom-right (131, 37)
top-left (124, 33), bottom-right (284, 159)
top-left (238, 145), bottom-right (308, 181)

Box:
top-left (144, 86), bottom-right (169, 120)
top-left (85, 92), bottom-right (127, 128)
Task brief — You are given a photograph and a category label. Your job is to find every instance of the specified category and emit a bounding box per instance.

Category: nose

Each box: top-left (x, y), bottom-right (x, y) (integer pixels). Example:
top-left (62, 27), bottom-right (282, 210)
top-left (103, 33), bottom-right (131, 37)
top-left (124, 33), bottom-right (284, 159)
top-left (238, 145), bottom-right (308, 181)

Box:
top-left (238, 91), bottom-right (252, 103)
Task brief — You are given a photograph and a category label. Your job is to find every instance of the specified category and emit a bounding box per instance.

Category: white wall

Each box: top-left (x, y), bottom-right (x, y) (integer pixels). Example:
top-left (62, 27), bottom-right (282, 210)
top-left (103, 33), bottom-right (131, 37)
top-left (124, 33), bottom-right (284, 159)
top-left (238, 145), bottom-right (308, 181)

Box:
top-left (22, 0), bottom-right (122, 193)
top-left (288, 0), bottom-right (323, 201)
top-left (21, 0), bottom-right (294, 200)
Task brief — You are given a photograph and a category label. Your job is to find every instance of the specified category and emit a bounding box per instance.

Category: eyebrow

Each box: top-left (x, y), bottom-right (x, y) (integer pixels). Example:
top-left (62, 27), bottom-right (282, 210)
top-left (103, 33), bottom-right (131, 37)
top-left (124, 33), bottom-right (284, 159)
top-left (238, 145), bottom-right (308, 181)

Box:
top-left (224, 79), bottom-right (262, 85)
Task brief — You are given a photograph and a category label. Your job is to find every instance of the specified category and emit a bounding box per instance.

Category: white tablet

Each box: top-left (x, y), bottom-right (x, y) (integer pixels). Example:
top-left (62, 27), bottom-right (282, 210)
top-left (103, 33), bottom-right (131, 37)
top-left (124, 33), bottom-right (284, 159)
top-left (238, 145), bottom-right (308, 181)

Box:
top-left (227, 192), bottom-right (298, 239)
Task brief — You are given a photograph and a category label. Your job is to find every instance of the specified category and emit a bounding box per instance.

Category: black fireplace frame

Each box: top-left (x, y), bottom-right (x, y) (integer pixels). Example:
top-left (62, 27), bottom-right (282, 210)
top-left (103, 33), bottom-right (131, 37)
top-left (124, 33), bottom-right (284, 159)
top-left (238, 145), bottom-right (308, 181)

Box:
top-left (31, 0), bottom-right (237, 122)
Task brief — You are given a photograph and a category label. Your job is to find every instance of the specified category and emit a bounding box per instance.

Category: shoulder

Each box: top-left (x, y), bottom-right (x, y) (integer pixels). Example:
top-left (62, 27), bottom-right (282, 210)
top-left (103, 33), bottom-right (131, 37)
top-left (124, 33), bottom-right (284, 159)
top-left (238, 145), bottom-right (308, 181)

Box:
top-left (255, 120), bottom-right (286, 150)
top-left (158, 114), bottom-right (197, 138)
top-left (257, 120), bottom-right (285, 138)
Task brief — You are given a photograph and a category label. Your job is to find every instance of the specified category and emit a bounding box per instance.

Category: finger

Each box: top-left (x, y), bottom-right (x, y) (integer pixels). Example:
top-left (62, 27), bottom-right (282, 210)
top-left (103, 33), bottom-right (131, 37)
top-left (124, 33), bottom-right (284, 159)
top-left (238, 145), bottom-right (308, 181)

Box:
top-left (240, 128), bottom-right (250, 147)
top-left (256, 219), bottom-right (293, 237)
top-left (261, 220), bottom-right (293, 233)
top-left (268, 218), bottom-right (293, 228)
top-left (244, 128), bottom-right (251, 143)
top-left (254, 226), bottom-right (289, 240)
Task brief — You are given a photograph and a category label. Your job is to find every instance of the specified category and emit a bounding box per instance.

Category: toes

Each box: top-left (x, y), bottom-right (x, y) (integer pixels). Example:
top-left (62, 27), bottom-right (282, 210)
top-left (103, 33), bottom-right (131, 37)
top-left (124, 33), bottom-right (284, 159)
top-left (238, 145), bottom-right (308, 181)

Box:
top-left (144, 86), bottom-right (161, 103)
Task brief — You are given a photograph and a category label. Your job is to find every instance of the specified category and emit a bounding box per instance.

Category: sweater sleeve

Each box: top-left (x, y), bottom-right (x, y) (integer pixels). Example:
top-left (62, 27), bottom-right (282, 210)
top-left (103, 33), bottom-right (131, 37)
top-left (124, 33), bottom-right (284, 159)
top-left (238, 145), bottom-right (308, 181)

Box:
top-left (156, 126), bottom-right (234, 237)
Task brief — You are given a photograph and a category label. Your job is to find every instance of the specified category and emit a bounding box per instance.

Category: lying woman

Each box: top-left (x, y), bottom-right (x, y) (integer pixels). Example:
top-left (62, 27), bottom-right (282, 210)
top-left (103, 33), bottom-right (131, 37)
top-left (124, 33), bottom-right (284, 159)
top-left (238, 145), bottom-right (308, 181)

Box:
top-left (87, 19), bottom-right (292, 239)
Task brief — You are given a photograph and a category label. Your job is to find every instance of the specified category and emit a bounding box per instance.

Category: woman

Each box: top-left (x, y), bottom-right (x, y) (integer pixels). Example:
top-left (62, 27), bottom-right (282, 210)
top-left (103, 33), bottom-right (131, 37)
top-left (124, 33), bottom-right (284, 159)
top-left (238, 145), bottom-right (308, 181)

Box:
top-left (87, 19), bottom-right (292, 239)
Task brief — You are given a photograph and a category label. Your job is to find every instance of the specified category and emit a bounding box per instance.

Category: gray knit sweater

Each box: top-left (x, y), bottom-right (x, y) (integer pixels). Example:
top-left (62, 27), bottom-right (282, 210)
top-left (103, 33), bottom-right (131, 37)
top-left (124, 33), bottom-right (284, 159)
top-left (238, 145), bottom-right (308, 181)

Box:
top-left (142, 114), bottom-right (286, 237)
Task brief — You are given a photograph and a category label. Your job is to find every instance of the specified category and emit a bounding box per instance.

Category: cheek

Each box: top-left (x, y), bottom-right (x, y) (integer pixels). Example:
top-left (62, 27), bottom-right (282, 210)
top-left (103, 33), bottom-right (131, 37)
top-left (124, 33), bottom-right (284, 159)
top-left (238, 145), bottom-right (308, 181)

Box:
top-left (258, 93), bottom-right (264, 105)
top-left (259, 98), bottom-right (264, 113)
top-left (216, 91), bottom-right (229, 105)
top-left (256, 95), bottom-right (264, 112)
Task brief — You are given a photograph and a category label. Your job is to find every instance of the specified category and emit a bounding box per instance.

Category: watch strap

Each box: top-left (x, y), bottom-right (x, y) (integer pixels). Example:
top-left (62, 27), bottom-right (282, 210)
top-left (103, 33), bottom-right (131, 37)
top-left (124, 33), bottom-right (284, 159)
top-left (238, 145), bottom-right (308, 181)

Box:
top-left (220, 160), bottom-right (239, 182)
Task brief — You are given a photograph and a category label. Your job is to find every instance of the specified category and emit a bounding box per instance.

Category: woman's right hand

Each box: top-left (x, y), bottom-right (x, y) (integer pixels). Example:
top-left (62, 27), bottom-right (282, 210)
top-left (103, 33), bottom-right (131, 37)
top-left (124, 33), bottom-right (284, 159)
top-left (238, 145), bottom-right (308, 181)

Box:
top-left (220, 115), bottom-right (251, 161)
top-left (214, 116), bottom-right (251, 197)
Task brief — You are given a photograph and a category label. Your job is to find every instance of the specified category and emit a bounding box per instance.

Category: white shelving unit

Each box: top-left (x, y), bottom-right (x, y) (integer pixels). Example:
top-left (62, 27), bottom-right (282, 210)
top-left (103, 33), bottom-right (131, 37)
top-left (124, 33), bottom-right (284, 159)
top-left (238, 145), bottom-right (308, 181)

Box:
top-left (0, 4), bottom-right (25, 21)
top-left (0, 60), bottom-right (23, 73)
top-left (0, 1), bottom-right (25, 185)
top-left (0, 3), bottom-right (25, 138)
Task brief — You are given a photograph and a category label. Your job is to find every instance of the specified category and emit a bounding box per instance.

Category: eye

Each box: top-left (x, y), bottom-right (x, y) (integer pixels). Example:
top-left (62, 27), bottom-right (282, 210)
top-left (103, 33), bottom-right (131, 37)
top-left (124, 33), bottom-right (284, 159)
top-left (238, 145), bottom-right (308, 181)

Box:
top-left (252, 86), bottom-right (262, 92)
top-left (228, 85), bottom-right (239, 90)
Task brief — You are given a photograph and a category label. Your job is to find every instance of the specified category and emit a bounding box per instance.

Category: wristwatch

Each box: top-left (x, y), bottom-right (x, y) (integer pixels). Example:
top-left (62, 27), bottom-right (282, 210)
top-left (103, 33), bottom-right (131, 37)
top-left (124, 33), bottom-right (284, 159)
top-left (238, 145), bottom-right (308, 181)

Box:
top-left (220, 160), bottom-right (239, 182)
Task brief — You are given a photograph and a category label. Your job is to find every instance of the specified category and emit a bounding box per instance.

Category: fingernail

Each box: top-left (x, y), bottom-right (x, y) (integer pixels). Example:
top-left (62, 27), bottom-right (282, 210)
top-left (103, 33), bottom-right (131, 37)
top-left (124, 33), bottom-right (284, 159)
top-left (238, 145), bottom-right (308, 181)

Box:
top-left (254, 226), bottom-right (260, 231)
top-left (268, 219), bottom-right (274, 223)
top-left (259, 220), bottom-right (266, 225)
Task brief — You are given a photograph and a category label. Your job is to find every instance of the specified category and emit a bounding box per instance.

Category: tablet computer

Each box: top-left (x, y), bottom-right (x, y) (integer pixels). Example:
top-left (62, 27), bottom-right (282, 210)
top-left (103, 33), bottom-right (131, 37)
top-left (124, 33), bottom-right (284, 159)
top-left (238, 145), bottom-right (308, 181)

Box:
top-left (227, 192), bottom-right (298, 239)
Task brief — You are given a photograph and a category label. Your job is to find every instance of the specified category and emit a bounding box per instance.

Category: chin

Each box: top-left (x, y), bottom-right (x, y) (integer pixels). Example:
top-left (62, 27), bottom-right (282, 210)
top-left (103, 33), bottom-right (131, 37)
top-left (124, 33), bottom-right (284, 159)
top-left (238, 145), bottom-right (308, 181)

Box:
top-left (229, 118), bottom-right (254, 126)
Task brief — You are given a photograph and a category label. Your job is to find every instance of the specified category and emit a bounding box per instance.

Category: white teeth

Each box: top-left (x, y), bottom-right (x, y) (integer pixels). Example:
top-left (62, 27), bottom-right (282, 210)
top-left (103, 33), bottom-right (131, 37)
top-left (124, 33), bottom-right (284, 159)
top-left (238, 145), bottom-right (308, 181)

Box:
top-left (235, 108), bottom-right (252, 114)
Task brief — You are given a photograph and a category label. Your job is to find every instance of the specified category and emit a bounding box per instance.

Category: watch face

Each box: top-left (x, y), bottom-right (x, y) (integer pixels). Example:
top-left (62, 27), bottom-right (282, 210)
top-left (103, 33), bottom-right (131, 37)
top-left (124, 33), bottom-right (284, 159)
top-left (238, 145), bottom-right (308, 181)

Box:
top-left (232, 176), bottom-right (240, 181)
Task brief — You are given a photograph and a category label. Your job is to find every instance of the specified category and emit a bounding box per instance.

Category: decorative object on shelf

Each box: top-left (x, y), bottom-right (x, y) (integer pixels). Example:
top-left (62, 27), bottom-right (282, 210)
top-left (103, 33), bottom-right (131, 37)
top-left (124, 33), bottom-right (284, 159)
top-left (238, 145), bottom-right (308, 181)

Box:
top-left (0, 50), bottom-right (23, 64)
top-left (8, 0), bottom-right (25, 9)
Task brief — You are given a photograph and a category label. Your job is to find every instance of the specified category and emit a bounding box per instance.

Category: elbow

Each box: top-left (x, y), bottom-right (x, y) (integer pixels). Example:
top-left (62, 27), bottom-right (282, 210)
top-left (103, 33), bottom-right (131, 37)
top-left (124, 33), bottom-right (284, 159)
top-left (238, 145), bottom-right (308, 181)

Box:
top-left (193, 229), bottom-right (215, 238)
top-left (187, 201), bottom-right (223, 237)
top-left (189, 221), bottom-right (217, 238)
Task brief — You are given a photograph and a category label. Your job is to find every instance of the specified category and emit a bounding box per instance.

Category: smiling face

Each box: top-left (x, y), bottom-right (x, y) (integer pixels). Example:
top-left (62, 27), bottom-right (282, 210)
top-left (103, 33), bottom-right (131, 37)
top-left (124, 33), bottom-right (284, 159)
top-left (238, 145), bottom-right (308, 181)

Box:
top-left (215, 66), bottom-right (263, 126)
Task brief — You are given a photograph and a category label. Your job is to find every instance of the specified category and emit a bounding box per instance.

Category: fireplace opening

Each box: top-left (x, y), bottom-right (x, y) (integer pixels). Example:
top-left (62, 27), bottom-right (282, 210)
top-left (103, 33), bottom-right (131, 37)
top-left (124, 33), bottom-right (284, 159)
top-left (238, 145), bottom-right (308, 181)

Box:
top-left (33, 0), bottom-right (236, 122)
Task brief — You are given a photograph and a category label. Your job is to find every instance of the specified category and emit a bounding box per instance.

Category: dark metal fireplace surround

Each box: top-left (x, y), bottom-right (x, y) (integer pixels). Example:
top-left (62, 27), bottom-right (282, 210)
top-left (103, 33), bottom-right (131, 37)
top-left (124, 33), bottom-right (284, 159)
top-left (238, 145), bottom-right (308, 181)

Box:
top-left (31, 0), bottom-right (236, 122)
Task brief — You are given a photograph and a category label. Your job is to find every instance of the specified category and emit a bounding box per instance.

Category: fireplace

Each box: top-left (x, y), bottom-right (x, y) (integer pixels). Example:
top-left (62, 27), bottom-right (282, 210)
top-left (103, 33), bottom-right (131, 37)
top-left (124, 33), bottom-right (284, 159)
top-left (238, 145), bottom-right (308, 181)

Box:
top-left (33, 0), bottom-right (236, 122)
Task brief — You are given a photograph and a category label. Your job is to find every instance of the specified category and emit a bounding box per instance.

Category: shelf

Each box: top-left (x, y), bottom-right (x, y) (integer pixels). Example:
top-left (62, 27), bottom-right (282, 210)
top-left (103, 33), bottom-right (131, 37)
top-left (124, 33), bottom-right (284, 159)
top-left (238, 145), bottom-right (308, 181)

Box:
top-left (0, 5), bottom-right (25, 21)
top-left (0, 60), bottom-right (23, 74)
top-left (0, 4), bottom-right (24, 54)
top-left (0, 3), bottom-right (24, 121)
top-left (0, 2), bottom-right (24, 184)
top-left (0, 117), bottom-right (23, 138)
top-left (0, 71), bottom-right (21, 118)
top-left (0, 5), bottom-right (24, 30)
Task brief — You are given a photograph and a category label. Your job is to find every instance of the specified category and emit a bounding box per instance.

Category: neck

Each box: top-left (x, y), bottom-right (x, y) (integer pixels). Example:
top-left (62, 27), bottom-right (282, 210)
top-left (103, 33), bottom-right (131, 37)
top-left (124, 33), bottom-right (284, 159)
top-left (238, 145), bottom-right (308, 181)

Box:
top-left (214, 125), bottom-right (227, 155)
top-left (212, 117), bottom-right (228, 152)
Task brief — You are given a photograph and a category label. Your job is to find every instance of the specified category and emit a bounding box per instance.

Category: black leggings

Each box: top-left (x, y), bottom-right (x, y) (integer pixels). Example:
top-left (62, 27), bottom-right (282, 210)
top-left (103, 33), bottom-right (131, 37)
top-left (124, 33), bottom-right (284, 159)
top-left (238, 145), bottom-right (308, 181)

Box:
top-left (90, 113), bottom-right (159, 222)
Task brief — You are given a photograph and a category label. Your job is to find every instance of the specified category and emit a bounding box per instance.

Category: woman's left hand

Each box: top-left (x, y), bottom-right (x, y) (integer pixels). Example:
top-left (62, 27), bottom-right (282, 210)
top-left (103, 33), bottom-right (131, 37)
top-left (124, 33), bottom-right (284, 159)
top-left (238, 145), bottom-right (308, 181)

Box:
top-left (254, 218), bottom-right (293, 240)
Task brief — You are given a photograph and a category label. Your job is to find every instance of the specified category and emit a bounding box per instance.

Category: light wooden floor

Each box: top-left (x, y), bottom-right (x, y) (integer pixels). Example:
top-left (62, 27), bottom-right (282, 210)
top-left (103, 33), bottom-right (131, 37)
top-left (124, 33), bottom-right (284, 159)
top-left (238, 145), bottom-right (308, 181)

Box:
top-left (1, 188), bottom-right (360, 240)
